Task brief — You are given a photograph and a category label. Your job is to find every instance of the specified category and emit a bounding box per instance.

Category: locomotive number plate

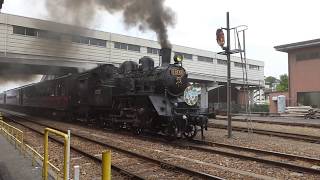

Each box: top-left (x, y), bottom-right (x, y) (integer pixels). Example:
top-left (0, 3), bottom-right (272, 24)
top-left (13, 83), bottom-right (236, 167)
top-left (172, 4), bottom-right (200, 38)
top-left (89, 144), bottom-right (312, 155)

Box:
top-left (170, 68), bottom-right (185, 76)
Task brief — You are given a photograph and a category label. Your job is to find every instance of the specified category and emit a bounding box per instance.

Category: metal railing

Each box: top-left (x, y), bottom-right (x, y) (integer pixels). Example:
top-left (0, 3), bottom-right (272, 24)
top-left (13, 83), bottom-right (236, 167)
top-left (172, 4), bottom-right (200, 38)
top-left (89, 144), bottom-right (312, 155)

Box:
top-left (0, 112), bottom-right (112, 180)
top-left (43, 128), bottom-right (70, 180)
top-left (0, 115), bottom-right (24, 151)
top-left (0, 113), bottom-right (61, 180)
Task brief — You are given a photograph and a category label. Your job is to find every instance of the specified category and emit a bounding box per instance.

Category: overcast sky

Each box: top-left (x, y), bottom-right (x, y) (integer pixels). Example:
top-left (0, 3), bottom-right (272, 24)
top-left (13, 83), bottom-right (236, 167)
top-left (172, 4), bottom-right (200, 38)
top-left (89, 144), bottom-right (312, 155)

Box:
top-left (1, 0), bottom-right (320, 91)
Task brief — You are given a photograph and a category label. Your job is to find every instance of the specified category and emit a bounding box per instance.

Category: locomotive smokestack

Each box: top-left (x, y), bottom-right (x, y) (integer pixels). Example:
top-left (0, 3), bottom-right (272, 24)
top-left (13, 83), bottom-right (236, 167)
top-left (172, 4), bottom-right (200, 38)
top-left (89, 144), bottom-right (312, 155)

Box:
top-left (160, 48), bottom-right (172, 67)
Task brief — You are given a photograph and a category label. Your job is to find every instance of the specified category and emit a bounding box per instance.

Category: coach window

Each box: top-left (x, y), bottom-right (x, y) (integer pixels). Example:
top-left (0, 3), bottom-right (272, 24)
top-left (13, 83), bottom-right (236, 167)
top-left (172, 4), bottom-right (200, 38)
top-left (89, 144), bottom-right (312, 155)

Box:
top-left (56, 83), bottom-right (61, 96)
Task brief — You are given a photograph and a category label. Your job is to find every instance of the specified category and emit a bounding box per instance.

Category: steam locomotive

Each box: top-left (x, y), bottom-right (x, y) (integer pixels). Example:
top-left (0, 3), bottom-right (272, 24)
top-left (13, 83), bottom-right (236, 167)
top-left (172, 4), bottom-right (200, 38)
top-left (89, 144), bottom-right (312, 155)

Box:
top-left (0, 48), bottom-right (208, 139)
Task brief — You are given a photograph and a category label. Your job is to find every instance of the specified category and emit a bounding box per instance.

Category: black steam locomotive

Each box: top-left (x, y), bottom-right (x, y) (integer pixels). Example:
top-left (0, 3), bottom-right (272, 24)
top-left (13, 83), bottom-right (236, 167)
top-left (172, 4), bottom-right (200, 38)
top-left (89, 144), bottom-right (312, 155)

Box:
top-left (0, 48), bottom-right (208, 139)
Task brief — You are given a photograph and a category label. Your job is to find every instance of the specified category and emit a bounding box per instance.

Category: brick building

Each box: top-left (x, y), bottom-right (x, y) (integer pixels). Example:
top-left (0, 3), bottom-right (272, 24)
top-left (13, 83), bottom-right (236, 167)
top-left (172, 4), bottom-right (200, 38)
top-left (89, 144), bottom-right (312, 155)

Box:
top-left (275, 39), bottom-right (320, 108)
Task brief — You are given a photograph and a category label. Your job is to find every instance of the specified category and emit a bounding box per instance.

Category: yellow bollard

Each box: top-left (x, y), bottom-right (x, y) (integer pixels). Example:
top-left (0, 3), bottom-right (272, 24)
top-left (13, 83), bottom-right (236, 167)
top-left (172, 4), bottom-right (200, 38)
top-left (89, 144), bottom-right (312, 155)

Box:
top-left (102, 150), bottom-right (111, 180)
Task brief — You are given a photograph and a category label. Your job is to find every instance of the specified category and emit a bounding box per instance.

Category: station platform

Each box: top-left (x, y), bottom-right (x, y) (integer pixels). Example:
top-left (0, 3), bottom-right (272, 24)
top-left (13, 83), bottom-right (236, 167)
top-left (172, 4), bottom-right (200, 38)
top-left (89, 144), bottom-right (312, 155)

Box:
top-left (0, 135), bottom-right (43, 180)
top-left (214, 115), bottom-right (320, 127)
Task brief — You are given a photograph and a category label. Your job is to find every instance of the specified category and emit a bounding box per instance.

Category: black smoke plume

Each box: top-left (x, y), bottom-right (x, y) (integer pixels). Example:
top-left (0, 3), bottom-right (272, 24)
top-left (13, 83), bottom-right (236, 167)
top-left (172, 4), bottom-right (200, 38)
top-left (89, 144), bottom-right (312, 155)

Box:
top-left (45, 0), bottom-right (176, 48)
top-left (0, 74), bottom-right (38, 85)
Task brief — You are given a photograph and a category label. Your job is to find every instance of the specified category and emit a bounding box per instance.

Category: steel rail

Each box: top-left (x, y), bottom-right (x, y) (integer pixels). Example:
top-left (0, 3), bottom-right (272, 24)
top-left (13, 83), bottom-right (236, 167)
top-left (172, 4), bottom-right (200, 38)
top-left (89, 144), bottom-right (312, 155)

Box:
top-left (214, 117), bottom-right (320, 128)
top-left (183, 142), bottom-right (320, 174)
top-left (5, 116), bottom-right (145, 180)
top-left (6, 114), bottom-right (224, 180)
top-left (209, 123), bottom-right (320, 143)
top-left (191, 139), bottom-right (320, 164)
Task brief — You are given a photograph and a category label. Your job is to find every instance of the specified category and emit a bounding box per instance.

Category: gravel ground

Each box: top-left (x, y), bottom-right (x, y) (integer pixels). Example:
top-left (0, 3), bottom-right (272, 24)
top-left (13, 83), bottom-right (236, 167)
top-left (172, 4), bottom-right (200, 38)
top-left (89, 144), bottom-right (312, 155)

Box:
top-left (6, 120), bottom-right (125, 180)
top-left (198, 127), bottom-right (320, 160)
top-left (22, 117), bottom-right (320, 180)
top-left (212, 119), bottom-right (320, 137)
top-left (4, 109), bottom-right (320, 180)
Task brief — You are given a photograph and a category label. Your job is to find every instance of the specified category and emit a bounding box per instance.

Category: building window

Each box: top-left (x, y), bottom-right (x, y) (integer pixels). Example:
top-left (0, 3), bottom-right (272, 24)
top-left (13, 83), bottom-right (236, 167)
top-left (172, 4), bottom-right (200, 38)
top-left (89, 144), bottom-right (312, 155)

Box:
top-left (114, 42), bottom-right (140, 52)
top-left (26, 28), bottom-right (37, 36)
top-left (13, 25), bottom-right (61, 40)
top-left (296, 52), bottom-right (320, 61)
top-left (72, 35), bottom-right (89, 45)
top-left (72, 36), bottom-right (106, 47)
top-left (217, 59), bottom-right (227, 65)
top-left (249, 64), bottom-right (260, 70)
top-left (297, 92), bottom-right (320, 108)
top-left (114, 42), bottom-right (121, 49)
top-left (128, 44), bottom-right (140, 52)
top-left (175, 52), bottom-right (193, 60)
top-left (147, 47), bottom-right (159, 54)
top-left (183, 53), bottom-right (192, 60)
top-left (198, 56), bottom-right (213, 63)
top-left (120, 43), bottom-right (127, 50)
top-left (234, 62), bottom-right (246, 68)
top-left (13, 26), bottom-right (26, 35)
top-left (114, 42), bottom-right (127, 50)
top-left (90, 38), bottom-right (106, 47)
top-left (38, 30), bottom-right (61, 40)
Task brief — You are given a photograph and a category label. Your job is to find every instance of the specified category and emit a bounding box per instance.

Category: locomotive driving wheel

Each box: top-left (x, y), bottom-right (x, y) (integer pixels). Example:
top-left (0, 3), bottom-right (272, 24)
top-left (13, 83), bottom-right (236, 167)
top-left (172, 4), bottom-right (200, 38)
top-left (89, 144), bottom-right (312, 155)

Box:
top-left (183, 124), bottom-right (197, 139)
top-left (163, 118), bottom-right (178, 141)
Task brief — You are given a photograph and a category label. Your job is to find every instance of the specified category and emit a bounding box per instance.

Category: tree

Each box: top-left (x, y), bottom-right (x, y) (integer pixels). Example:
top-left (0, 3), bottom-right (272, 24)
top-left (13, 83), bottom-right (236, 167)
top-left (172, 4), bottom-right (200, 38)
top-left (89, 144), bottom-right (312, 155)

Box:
top-left (265, 76), bottom-right (277, 85)
top-left (276, 74), bottom-right (288, 92)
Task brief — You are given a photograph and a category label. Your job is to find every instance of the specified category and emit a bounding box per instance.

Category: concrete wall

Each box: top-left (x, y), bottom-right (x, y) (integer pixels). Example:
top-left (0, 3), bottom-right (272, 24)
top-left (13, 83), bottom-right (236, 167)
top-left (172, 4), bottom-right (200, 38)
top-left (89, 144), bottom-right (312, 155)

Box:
top-left (288, 47), bottom-right (320, 106)
top-left (0, 13), bottom-right (264, 85)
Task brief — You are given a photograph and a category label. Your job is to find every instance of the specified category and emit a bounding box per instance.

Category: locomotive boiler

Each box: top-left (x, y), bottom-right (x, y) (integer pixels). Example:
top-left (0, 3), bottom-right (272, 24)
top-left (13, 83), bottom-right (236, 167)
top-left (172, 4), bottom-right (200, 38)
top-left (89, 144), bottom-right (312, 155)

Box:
top-left (0, 48), bottom-right (209, 140)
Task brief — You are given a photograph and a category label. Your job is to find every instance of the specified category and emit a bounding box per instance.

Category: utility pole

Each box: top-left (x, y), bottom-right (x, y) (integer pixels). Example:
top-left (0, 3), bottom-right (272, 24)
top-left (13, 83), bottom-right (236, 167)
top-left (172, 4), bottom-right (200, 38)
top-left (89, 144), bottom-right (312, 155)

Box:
top-left (226, 12), bottom-right (232, 138)
top-left (216, 12), bottom-right (233, 138)
top-left (217, 12), bottom-right (248, 138)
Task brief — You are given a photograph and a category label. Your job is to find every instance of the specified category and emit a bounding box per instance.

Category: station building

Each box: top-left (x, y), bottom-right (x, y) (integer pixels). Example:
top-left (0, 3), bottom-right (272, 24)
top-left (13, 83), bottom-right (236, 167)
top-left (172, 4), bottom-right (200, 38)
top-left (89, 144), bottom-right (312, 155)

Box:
top-left (275, 39), bottom-right (320, 108)
top-left (0, 13), bottom-right (265, 109)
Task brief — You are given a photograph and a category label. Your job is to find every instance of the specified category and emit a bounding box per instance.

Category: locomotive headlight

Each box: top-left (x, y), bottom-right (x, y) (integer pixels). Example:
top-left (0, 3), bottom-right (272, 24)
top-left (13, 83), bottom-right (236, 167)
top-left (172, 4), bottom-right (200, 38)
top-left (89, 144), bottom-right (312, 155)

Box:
top-left (182, 115), bottom-right (187, 120)
top-left (174, 54), bottom-right (183, 63)
top-left (184, 85), bottom-right (199, 106)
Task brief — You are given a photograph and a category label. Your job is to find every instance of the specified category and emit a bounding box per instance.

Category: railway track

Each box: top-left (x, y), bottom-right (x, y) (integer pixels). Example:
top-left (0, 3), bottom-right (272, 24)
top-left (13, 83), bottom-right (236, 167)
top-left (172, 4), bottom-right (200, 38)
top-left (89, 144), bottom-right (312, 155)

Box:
top-left (209, 123), bottom-right (320, 144)
top-left (5, 116), bottom-right (146, 180)
top-left (185, 139), bottom-right (320, 174)
top-left (3, 109), bottom-right (320, 179)
top-left (5, 113), bottom-right (224, 180)
top-left (6, 111), bottom-right (320, 177)
top-left (215, 117), bottom-right (320, 128)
